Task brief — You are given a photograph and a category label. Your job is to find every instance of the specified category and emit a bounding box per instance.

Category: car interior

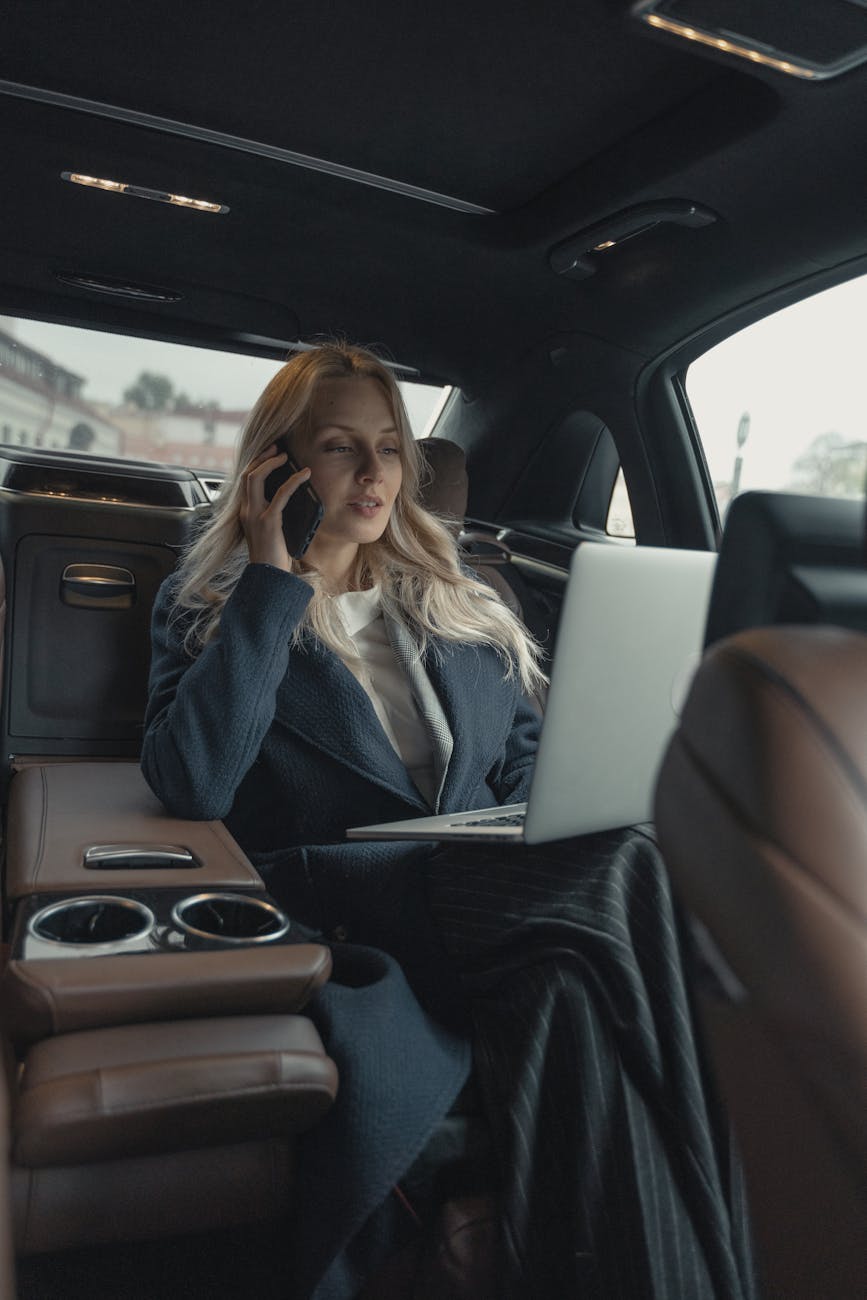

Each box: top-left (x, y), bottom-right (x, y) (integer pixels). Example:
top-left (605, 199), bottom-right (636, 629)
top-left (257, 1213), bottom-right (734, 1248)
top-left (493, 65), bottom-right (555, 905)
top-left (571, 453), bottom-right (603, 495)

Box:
top-left (1, 1), bottom-right (866, 1296)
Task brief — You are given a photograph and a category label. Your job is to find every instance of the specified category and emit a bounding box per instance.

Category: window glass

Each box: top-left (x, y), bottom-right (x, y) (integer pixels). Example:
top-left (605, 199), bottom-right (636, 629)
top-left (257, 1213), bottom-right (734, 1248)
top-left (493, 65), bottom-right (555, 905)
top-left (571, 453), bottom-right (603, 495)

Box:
top-left (606, 468), bottom-right (635, 539)
top-left (0, 316), bottom-right (447, 471)
top-left (686, 275), bottom-right (867, 520)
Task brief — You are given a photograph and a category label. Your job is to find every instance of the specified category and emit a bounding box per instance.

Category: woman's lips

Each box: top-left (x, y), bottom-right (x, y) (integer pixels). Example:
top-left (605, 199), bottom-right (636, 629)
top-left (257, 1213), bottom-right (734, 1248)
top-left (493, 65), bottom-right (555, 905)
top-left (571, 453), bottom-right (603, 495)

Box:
top-left (348, 498), bottom-right (383, 518)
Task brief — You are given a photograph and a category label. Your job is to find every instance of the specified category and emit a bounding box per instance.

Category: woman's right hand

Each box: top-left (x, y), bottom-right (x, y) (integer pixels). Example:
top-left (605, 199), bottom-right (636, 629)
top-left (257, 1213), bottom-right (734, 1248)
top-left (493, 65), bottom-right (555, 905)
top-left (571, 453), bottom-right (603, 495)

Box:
top-left (240, 444), bottom-right (313, 572)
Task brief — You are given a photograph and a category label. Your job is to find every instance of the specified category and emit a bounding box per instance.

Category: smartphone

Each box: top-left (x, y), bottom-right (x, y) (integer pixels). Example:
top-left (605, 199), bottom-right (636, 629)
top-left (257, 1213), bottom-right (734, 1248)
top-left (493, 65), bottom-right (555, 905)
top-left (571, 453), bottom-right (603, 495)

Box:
top-left (262, 438), bottom-right (324, 558)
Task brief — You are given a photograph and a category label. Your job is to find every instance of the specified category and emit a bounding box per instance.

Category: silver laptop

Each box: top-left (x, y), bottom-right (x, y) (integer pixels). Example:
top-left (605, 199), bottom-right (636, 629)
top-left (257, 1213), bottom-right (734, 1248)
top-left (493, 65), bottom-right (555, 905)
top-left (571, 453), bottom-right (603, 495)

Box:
top-left (346, 544), bottom-right (715, 846)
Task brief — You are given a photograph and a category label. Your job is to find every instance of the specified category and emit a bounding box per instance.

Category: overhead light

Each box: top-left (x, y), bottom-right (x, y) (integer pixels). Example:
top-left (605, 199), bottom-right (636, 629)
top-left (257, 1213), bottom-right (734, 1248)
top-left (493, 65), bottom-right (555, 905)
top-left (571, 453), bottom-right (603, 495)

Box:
top-left (633, 0), bottom-right (867, 81)
top-left (550, 200), bottom-right (718, 281)
top-left (61, 172), bottom-right (229, 213)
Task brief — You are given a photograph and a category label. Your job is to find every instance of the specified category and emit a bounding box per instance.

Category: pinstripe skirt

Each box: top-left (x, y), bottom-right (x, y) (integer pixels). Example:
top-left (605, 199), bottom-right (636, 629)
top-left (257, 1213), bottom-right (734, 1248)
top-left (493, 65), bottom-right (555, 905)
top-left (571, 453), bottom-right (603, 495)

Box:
top-left (424, 826), bottom-right (757, 1300)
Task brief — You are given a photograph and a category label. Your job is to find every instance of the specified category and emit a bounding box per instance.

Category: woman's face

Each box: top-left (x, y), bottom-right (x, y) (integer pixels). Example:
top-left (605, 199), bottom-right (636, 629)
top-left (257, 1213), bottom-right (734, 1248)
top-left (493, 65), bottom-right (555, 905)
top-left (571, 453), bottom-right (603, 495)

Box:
top-left (299, 376), bottom-right (404, 553)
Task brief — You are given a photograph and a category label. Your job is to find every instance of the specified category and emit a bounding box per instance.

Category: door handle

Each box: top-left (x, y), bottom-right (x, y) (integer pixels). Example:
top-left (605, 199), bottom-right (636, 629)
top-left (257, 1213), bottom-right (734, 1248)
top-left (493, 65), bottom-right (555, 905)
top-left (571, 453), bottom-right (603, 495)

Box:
top-left (60, 564), bottom-right (136, 609)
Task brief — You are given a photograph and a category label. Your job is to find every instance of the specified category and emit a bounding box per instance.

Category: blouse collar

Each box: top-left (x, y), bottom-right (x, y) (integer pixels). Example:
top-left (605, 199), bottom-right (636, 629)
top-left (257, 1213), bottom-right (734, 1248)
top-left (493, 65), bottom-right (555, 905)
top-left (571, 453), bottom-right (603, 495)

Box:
top-left (334, 584), bottom-right (382, 637)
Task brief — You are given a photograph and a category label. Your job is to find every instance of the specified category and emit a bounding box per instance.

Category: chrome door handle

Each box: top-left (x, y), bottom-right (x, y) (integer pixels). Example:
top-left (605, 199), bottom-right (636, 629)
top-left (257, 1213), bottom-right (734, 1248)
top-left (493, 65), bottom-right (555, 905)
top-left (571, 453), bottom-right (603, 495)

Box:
top-left (61, 564), bottom-right (136, 608)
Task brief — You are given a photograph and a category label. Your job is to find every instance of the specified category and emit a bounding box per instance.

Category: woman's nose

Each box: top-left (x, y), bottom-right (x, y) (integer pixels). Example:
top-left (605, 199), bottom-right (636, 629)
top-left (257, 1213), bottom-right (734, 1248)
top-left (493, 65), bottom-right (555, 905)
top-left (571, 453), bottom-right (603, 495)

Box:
top-left (356, 451), bottom-right (382, 482)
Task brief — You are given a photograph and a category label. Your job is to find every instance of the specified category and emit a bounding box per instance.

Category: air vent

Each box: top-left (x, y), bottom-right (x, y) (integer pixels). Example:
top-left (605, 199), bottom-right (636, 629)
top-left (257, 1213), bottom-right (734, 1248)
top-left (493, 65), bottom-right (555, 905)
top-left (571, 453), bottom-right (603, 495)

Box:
top-left (197, 475), bottom-right (226, 503)
top-left (54, 271), bottom-right (183, 303)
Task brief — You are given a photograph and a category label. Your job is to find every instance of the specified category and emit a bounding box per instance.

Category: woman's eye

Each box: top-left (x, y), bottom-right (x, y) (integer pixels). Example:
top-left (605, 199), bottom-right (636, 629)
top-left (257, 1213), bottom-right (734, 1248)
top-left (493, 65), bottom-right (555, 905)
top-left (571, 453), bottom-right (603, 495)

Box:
top-left (381, 447), bottom-right (400, 456)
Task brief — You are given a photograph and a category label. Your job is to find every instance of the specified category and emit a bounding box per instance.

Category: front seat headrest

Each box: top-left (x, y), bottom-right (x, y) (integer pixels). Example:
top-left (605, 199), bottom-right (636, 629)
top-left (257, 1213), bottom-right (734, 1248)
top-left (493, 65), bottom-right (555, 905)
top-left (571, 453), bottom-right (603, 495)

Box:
top-left (704, 490), bottom-right (867, 648)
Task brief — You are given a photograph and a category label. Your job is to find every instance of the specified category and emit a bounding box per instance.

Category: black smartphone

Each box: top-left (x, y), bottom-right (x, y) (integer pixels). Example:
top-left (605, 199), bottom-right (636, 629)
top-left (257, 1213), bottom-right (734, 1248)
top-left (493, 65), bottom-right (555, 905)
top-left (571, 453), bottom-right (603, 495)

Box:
top-left (262, 438), bottom-right (324, 558)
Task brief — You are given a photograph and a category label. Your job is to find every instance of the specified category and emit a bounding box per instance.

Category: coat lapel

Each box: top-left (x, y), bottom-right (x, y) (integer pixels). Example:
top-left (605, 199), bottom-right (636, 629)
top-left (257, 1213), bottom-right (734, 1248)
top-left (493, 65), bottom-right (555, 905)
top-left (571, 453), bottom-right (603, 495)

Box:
top-left (422, 636), bottom-right (517, 811)
top-left (274, 637), bottom-right (430, 810)
top-left (273, 622), bottom-right (515, 814)
top-left (384, 614), bottom-right (454, 812)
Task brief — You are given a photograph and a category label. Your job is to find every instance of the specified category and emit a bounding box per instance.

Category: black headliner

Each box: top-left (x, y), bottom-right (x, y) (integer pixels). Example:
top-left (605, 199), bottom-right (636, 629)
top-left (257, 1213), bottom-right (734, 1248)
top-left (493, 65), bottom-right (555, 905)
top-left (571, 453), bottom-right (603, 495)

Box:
top-left (2, 1), bottom-right (866, 390)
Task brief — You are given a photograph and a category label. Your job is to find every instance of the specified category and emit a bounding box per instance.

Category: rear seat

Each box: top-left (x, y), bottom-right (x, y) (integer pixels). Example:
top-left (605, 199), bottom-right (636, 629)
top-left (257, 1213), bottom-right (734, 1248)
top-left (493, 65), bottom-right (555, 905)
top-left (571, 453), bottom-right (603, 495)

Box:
top-left (419, 436), bottom-right (551, 706)
top-left (0, 440), bottom-right (539, 1271)
top-left (11, 1014), bottom-right (336, 1256)
top-left (419, 436), bottom-right (525, 617)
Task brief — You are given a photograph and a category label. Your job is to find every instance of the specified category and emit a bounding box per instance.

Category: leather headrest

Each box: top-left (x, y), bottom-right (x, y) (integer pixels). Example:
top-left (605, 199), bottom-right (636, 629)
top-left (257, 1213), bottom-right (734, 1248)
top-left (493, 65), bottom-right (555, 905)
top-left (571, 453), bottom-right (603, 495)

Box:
top-left (418, 437), bottom-right (468, 522)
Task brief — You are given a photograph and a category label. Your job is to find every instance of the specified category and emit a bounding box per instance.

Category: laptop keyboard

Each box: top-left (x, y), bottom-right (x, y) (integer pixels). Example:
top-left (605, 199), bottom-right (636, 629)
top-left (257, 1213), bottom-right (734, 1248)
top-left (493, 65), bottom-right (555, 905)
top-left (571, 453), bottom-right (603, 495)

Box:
top-left (453, 811), bottom-right (526, 828)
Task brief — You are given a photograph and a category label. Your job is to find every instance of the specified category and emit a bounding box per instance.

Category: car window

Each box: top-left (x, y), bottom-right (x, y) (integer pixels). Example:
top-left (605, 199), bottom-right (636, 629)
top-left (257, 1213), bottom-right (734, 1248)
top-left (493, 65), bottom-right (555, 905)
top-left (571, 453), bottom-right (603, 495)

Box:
top-left (686, 274), bottom-right (867, 519)
top-left (0, 316), bottom-right (447, 471)
top-left (606, 468), bottom-right (635, 539)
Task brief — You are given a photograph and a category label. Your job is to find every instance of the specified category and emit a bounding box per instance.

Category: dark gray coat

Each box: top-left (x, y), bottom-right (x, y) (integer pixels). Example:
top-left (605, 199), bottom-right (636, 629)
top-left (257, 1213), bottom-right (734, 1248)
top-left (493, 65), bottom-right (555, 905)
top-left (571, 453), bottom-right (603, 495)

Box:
top-left (141, 562), bottom-right (540, 1297)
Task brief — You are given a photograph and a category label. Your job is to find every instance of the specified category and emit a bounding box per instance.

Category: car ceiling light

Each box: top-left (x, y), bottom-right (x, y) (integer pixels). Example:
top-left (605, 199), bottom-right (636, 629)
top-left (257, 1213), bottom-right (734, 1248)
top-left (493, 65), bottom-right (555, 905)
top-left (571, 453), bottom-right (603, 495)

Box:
top-left (633, 0), bottom-right (867, 81)
top-left (550, 200), bottom-right (717, 281)
top-left (0, 81), bottom-right (493, 215)
top-left (641, 14), bottom-right (815, 78)
top-left (62, 172), bottom-right (229, 213)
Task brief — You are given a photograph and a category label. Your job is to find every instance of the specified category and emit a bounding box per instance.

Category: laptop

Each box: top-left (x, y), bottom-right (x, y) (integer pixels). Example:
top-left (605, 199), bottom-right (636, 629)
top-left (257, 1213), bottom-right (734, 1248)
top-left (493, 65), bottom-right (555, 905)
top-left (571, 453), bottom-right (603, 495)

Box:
top-left (346, 544), bottom-right (716, 846)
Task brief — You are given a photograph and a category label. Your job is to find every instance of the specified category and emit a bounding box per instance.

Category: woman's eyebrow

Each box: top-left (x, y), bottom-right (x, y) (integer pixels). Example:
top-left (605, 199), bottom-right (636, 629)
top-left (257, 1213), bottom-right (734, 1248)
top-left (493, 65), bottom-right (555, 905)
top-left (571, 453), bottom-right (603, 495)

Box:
top-left (313, 422), bottom-right (398, 435)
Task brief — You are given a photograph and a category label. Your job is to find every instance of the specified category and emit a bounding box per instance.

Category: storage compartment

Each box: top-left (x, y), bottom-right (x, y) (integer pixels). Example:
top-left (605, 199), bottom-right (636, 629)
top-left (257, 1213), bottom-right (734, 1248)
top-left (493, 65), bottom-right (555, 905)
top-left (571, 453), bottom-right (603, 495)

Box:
top-left (8, 536), bottom-right (176, 743)
top-left (0, 455), bottom-right (201, 774)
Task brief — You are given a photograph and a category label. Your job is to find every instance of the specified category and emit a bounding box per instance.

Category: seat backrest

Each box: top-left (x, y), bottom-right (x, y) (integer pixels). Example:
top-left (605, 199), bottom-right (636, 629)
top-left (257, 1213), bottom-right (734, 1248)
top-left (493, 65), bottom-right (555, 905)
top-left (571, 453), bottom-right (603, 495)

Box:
top-left (658, 487), bottom-right (867, 1296)
top-left (704, 490), bottom-right (867, 647)
top-left (0, 450), bottom-right (199, 789)
top-left (418, 437), bottom-right (520, 609)
top-left (0, 1039), bottom-right (16, 1300)
top-left (418, 437), bottom-right (549, 709)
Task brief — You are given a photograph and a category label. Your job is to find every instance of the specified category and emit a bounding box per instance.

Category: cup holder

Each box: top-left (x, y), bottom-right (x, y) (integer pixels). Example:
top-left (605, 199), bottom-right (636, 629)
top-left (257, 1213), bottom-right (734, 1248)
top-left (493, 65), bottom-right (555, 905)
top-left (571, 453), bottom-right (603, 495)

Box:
top-left (171, 892), bottom-right (290, 945)
top-left (29, 896), bottom-right (155, 947)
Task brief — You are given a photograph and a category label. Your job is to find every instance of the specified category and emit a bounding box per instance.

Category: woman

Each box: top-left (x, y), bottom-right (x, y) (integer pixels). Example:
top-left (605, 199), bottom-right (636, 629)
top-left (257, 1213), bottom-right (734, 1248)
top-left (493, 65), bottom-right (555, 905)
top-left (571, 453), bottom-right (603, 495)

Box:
top-left (142, 343), bottom-right (755, 1299)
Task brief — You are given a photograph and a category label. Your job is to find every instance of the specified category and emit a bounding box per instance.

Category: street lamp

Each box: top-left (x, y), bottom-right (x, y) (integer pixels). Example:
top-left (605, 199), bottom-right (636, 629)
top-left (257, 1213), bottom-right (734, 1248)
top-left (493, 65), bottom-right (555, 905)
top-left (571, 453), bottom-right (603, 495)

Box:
top-left (731, 411), bottom-right (750, 498)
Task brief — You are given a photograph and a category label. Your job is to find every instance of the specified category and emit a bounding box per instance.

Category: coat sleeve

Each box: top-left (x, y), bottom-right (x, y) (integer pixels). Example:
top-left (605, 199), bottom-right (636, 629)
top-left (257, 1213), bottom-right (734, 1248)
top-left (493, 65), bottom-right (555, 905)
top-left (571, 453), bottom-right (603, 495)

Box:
top-left (489, 690), bottom-right (541, 805)
top-left (140, 563), bottom-right (313, 820)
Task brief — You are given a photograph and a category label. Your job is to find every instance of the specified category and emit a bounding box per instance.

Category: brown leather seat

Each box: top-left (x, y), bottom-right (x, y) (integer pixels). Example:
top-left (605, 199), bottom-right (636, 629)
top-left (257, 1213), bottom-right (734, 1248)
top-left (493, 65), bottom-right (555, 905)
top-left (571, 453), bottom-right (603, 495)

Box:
top-left (11, 1014), bottom-right (338, 1256)
top-left (655, 624), bottom-right (867, 1299)
top-left (0, 1045), bottom-right (16, 1300)
top-left (0, 758), bottom-right (338, 1265)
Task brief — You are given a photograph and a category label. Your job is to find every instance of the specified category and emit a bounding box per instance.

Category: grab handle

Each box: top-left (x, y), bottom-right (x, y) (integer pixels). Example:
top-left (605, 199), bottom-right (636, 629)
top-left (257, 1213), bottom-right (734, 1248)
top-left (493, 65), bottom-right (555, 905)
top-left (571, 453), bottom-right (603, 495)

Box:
top-left (83, 844), bottom-right (200, 870)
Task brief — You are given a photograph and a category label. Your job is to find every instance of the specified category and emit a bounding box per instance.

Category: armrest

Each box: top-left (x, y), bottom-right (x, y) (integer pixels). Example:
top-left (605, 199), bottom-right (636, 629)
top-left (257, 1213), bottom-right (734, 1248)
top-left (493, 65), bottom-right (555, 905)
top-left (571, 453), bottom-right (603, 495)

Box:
top-left (1, 944), bottom-right (332, 1045)
top-left (14, 1015), bottom-right (338, 1167)
top-left (6, 762), bottom-right (261, 896)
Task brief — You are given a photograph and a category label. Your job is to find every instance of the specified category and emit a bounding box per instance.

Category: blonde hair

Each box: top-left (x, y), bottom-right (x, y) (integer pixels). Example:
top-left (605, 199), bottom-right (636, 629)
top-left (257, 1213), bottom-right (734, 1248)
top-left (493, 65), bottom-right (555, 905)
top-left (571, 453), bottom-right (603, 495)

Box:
top-left (171, 342), bottom-right (547, 695)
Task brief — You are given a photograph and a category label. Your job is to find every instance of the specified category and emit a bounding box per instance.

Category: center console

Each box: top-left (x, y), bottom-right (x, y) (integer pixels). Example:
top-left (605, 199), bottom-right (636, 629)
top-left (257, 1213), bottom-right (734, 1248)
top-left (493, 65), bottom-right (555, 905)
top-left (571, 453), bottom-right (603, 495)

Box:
top-left (1, 760), bottom-right (337, 1255)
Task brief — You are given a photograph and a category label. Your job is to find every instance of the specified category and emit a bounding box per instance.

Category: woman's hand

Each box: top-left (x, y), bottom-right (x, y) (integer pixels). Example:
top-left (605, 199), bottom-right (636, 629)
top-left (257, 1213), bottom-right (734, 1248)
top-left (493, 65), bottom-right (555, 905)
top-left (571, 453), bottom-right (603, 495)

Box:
top-left (240, 444), bottom-right (313, 572)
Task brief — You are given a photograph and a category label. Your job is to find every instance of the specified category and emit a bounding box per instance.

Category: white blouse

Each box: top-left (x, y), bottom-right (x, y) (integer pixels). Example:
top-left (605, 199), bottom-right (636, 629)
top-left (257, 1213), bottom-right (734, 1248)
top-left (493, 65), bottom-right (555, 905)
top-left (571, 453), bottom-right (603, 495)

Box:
top-left (333, 586), bottom-right (438, 806)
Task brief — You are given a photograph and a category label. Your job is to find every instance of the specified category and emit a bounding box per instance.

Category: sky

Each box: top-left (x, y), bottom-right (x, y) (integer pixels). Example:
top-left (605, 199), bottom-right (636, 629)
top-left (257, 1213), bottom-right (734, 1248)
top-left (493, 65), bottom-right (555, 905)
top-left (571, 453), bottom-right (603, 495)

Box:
top-left (686, 273), bottom-right (867, 496)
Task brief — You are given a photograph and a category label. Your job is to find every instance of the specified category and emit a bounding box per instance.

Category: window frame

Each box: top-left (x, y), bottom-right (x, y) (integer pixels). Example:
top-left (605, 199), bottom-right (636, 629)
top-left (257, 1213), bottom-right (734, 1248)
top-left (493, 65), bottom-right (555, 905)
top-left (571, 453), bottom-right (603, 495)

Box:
top-left (633, 253), bottom-right (867, 551)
